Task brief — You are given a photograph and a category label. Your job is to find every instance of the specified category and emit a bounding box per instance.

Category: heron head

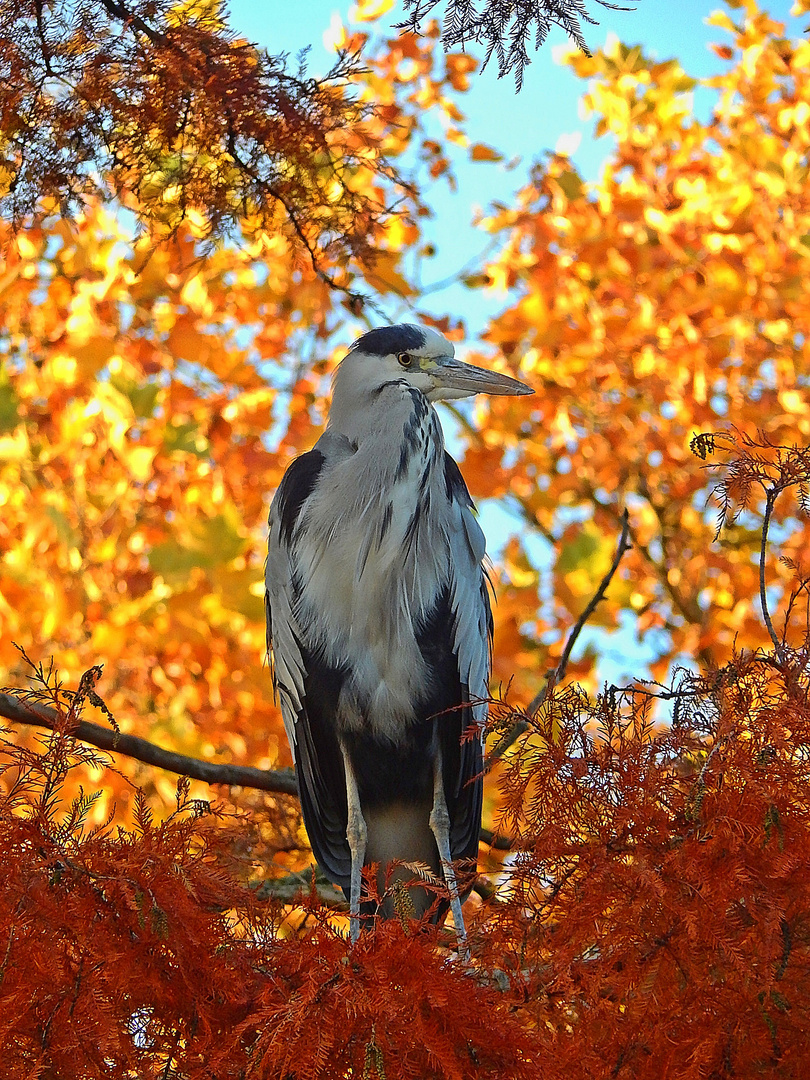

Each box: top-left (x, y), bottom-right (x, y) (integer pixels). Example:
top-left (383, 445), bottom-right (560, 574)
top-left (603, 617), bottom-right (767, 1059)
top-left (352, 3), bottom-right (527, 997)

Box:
top-left (342, 324), bottom-right (533, 402)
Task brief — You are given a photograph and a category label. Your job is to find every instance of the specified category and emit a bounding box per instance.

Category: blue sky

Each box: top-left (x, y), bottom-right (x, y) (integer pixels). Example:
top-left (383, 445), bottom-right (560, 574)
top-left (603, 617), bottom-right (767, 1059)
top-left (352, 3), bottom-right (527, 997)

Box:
top-left (225, 0), bottom-right (805, 337)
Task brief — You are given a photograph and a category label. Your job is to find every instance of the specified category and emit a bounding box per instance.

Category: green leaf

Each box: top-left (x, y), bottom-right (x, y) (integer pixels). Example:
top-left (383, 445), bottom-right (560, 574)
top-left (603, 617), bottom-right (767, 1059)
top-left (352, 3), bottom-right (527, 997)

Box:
top-left (163, 420), bottom-right (209, 456)
top-left (110, 372), bottom-right (161, 419)
top-left (0, 365), bottom-right (20, 434)
top-left (45, 506), bottom-right (79, 549)
top-left (556, 523), bottom-right (611, 576)
top-left (148, 540), bottom-right (205, 578)
top-left (191, 510), bottom-right (247, 565)
top-left (557, 169), bottom-right (583, 202)
top-left (148, 507), bottom-right (247, 581)
top-left (213, 566), bottom-right (265, 620)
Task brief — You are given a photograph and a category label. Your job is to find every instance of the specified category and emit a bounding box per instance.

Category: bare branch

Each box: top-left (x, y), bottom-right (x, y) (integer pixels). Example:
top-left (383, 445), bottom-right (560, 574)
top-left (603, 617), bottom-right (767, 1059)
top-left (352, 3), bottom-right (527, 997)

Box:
top-left (487, 509), bottom-right (632, 766)
top-left (692, 433), bottom-right (810, 666)
top-left (485, 707), bottom-right (531, 768)
top-left (553, 507), bottom-right (632, 689)
top-left (760, 487), bottom-right (784, 660)
top-left (253, 869), bottom-right (347, 909)
top-left (0, 692), bottom-right (299, 796)
top-left (3, 689), bottom-right (511, 852)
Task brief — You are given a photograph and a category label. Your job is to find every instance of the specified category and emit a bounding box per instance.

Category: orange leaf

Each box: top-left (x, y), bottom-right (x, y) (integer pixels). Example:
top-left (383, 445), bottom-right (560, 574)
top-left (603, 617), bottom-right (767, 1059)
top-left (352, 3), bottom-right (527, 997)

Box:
top-left (470, 143), bottom-right (503, 163)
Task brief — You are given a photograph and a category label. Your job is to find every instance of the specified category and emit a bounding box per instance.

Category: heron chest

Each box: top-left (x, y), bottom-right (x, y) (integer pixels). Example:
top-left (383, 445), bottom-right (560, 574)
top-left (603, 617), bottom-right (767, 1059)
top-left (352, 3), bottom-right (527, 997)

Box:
top-left (291, 440), bottom-right (448, 726)
top-left (295, 468), bottom-right (445, 635)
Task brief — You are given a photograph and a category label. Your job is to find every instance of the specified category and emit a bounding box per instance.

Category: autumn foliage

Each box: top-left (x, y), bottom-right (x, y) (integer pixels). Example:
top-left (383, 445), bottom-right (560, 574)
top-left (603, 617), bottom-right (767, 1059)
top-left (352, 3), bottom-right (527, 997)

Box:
top-left (0, 714), bottom-right (541, 1075)
top-left (2, 0), bottom-right (810, 1075)
top-left (3, 512), bottom-right (810, 1076)
top-left (1, 0), bottom-right (404, 275)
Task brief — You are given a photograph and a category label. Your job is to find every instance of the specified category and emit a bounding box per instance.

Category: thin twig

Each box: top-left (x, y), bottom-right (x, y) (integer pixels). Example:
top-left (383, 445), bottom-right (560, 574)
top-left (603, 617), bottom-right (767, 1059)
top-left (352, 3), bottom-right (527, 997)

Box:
top-left (487, 509), bottom-right (632, 766)
top-left (486, 711), bottom-right (531, 768)
top-left (223, 113), bottom-right (393, 316)
top-left (552, 507), bottom-right (632, 691)
top-left (760, 487), bottom-right (784, 660)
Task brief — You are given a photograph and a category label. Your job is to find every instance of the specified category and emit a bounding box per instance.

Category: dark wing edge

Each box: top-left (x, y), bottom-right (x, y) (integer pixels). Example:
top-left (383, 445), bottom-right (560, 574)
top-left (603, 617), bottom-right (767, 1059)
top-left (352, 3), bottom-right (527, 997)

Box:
top-left (442, 453), bottom-right (492, 864)
top-left (265, 448), bottom-right (352, 889)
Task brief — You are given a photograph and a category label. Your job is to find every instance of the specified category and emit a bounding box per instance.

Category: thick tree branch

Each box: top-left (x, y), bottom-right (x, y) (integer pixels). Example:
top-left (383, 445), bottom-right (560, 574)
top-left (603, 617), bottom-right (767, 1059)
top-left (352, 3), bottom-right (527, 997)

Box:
top-left (0, 692), bottom-right (299, 796)
top-left (2, 690), bottom-right (511, 851)
top-left (253, 869), bottom-right (347, 909)
top-left (97, 0), bottom-right (166, 47)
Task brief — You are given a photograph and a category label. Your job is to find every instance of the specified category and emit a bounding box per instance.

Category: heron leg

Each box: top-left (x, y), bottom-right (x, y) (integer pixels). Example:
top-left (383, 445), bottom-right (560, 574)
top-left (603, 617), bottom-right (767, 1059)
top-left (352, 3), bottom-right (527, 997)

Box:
top-left (429, 745), bottom-right (470, 960)
top-left (340, 744), bottom-right (367, 944)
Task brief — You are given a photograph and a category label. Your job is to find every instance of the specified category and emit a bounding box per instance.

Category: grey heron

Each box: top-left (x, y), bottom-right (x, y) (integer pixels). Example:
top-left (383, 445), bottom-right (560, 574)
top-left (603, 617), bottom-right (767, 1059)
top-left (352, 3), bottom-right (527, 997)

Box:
top-left (265, 324), bottom-right (532, 949)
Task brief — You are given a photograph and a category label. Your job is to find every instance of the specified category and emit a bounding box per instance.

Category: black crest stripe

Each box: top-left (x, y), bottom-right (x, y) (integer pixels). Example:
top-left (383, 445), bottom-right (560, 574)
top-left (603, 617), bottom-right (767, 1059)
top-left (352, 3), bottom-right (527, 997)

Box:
top-left (350, 324), bottom-right (426, 357)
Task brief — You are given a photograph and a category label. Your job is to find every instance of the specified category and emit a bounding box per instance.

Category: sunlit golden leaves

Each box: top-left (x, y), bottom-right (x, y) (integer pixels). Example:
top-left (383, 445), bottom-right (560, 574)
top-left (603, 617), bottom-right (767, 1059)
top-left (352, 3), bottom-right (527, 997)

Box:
top-left (0, 0), bottom-right (504, 843)
top-left (467, 1), bottom-right (810, 684)
top-left (0, 204), bottom-right (332, 827)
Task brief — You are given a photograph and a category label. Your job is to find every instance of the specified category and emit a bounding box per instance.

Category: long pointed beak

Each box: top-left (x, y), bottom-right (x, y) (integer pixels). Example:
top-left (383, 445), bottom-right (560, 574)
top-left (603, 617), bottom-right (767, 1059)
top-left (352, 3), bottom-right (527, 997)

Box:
top-left (431, 358), bottom-right (534, 397)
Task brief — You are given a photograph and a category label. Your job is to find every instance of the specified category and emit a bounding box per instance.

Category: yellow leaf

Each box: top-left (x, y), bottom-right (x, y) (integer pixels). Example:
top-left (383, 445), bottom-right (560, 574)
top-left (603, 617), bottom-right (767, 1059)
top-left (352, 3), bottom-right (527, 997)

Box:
top-left (365, 250), bottom-right (416, 297)
top-left (123, 445), bottom-right (158, 482)
top-left (352, 0), bottom-right (394, 22)
top-left (49, 353), bottom-right (78, 386)
top-left (165, 0), bottom-right (226, 30)
top-left (73, 338), bottom-right (117, 380)
top-left (0, 428), bottom-right (29, 462)
top-left (179, 275), bottom-right (212, 316)
top-left (15, 234), bottom-right (40, 260)
top-left (779, 389), bottom-right (809, 415)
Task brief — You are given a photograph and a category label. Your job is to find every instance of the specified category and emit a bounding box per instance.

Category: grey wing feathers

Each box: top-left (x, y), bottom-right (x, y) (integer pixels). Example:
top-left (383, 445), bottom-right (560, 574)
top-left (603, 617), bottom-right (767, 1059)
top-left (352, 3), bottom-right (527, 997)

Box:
top-left (442, 453), bottom-right (492, 862)
top-left (265, 446), bottom-right (353, 887)
top-left (265, 451), bottom-right (321, 754)
top-left (444, 453), bottom-right (492, 725)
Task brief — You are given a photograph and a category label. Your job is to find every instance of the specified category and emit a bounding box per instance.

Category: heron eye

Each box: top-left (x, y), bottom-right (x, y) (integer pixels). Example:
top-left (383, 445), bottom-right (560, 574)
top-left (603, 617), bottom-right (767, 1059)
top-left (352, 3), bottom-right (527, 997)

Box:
top-left (398, 352), bottom-right (415, 369)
